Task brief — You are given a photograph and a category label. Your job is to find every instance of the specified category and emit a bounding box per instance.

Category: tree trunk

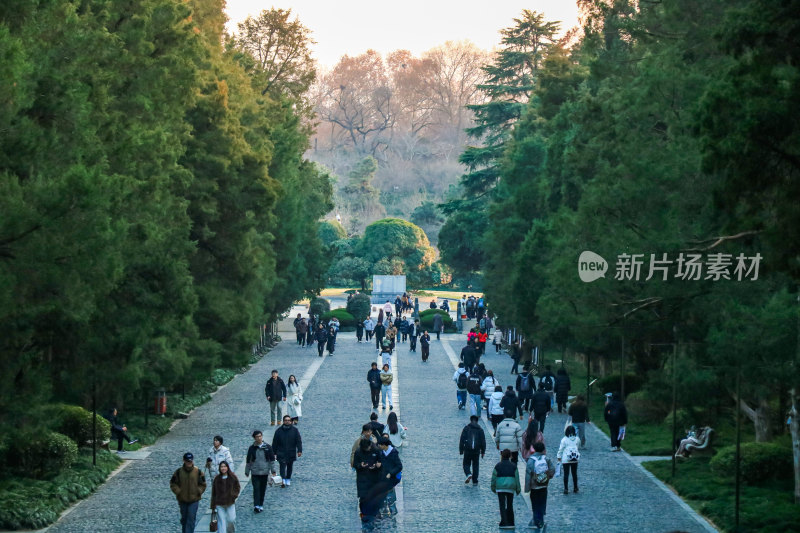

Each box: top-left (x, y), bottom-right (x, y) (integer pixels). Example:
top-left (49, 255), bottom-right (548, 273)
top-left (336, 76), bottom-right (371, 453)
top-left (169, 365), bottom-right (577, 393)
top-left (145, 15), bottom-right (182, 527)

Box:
top-left (737, 396), bottom-right (773, 442)
top-left (790, 389), bottom-right (800, 505)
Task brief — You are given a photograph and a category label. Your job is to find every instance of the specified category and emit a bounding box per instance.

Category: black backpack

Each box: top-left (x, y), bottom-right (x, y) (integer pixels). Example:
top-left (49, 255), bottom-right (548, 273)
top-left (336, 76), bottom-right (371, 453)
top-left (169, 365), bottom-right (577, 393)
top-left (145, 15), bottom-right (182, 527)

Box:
top-left (457, 372), bottom-right (468, 389)
top-left (467, 374), bottom-right (482, 394)
top-left (520, 374), bottom-right (531, 392)
top-left (542, 374), bottom-right (554, 391)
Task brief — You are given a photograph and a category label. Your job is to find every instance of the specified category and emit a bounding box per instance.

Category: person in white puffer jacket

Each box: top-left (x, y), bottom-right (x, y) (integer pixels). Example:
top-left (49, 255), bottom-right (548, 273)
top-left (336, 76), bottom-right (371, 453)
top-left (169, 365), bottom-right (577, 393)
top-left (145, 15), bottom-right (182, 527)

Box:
top-left (481, 370), bottom-right (500, 412)
top-left (556, 425), bottom-right (581, 494)
top-left (487, 385), bottom-right (505, 435)
top-left (494, 415), bottom-right (523, 463)
top-left (206, 435), bottom-right (234, 479)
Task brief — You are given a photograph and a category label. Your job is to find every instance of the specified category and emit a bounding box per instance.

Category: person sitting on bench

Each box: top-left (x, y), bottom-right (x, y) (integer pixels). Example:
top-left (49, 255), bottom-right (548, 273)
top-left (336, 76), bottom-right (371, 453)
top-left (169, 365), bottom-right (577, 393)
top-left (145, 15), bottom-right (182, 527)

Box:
top-left (106, 407), bottom-right (137, 453)
top-left (675, 426), bottom-right (706, 457)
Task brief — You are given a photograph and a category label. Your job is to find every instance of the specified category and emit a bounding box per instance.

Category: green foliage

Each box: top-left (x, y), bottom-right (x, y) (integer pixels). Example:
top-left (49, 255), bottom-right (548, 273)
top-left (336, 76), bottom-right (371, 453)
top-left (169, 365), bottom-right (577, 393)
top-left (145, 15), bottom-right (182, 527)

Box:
top-left (625, 392), bottom-right (670, 424)
top-left (359, 218), bottom-right (436, 286)
top-left (321, 309), bottom-right (356, 327)
top-left (418, 308), bottom-right (456, 332)
top-left (596, 374), bottom-right (644, 396)
top-left (309, 297), bottom-right (331, 317)
top-left (346, 293), bottom-right (372, 321)
top-left (0, 449), bottom-right (121, 530)
top-left (646, 458), bottom-right (800, 532)
top-left (43, 404), bottom-right (111, 447)
top-left (318, 220), bottom-right (348, 245)
top-left (710, 441), bottom-right (793, 485)
top-left (5, 432), bottom-right (77, 480)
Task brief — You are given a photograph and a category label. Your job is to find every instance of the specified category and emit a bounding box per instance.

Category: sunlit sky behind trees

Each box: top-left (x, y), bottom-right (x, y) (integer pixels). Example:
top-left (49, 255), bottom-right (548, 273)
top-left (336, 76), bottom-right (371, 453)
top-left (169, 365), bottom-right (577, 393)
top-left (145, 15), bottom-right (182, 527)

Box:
top-left (224, 0), bottom-right (580, 68)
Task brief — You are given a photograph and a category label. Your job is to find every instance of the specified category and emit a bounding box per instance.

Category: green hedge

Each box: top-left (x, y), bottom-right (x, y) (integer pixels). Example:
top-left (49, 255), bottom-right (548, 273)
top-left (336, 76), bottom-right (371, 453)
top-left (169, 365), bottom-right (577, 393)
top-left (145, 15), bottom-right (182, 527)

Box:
top-left (596, 373), bottom-right (644, 396)
top-left (321, 308), bottom-right (356, 327)
top-left (418, 308), bottom-right (456, 332)
top-left (4, 432), bottom-right (78, 480)
top-left (309, 297), bottom-right (330, 317)
top-left (42, 404), bottom-right (111, 446)
top-left (0, 449), bottom-right (121, 529)
top-left (346, 293), bottom-right (372, 322)
top-left (710, 441), bottom-right (792, 485)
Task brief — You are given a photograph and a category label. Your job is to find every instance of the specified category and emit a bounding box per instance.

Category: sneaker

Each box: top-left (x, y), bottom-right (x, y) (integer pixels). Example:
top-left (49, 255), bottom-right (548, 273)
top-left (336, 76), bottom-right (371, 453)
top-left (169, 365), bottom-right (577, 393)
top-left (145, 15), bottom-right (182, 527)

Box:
top-left (116, 450), bottom-right (125, 454)
top-left (285, 479), bottom-right (291, 486)
top-left (563, 489), bottom-right (569, 495)
top-left (128, 439), bottom-right (138, 445)
top-left (389, 405), bottom-right (393, 411)
top-left (271, 421), bottom-right (276, 426)
top-left (573, 487), bottom-right (579, 493)
top-left (610, 446), bottom-right (616, 452)
top-left (464, 475), bottom-right (472, 484)
top-left (280, 483), bottom-right (286, 488)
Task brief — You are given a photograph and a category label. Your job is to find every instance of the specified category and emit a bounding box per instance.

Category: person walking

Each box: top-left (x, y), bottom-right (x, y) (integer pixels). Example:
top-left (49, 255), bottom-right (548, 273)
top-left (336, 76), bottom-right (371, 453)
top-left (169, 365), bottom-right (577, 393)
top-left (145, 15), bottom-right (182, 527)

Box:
top-left (453, 362), bottom-right (469, 410)
top-left (491, 449), bottom-right (521, 529)
top-left (272, 415), bottom-right (302, 487)
top-left (105, 407), bottom-right (137, 453)
top-left (306, 314), bottom-right (316, 347)
top-left (380, 364), bottom-right (394, 411)
top-left (380, 340), bottom-right (393, 369)
top-left (376, 437), bottom-right (403, 516)
top-left (419, 330), bottom-right (431, 362)
top-left (326, 325), bottom-right (337, 355)
top-left (315, 323), bottom-right (328, 357)
top-left (382, 300), bottom-right (393, 320)
top-left (460, 339), bottom-right (478, 373)
top-left (364, 316), bottom-right (375, 342)
top-left (555, 368), bottom-right (571, 413)
top-left (520, 419), bottom-right (546, 461)
top-left (516, 368), bottom-right (535, 413)
top-left (293, 313), bottom-right (304, 346)
top-left (399, 316), bottom-right (409, 343)
top-left (488, 385), bottom-right (505, 434)
top-left (604, 392), bottom-right (628, 452)
top-left (367, 362), bottom-right (382, 410)
top-left (354, 438), bottom-right (383, 530)
top-left (525, 442), bottom-right (555, 530)
top-left (432, 312), bottom-right (444, 340)
top-left (374, 317), bottom-right (386, 351)
top-left (205, 435), bottom-right (234, 480)
top-left (385, 323), bottom-right (397, 352)
top-left (477, 329), bottom-right (488, 356)
top-left (286, 374), bottom-right (303, 424)
top-left (356, 316), bottom-right (365, 343)
top-left (351, 423), bottom-right (379, 468)
top-left (244, 430), bottom-right (275, 513)
top-left (531, 383), bottom-right (551, 433)
top-left (170, 452), bottom-right (207, 533)
top-left (210, 460), bottom-right (240, 533)
top-left (297, 318), bottom-right (308, 347)
top-left (386, 412), bottom-right (407, 450)
top-left (264, 370), bottom-right (287, 426)
top-left (510, 346), bottom-right (521, 375)
top-left (408, 319), bottom-right (418, 352)
top-left (367, 412), bottom-right (386, 440)
top-left (481, 370), bottom-right (499, 411)
top-left (495, 413), bottom-right (524, 464)
top-left (493, 329), bottom-right (503, 353)
top-left (500, 386), bottom-right (524, 421)
top-left (568, 394), bottom-right (590, 448)
top-left (539, 365), bottom-right (556, 408)
top-left (459, 415), bottom-right (486, 486)
top-left (466, 372), bottom-right (484, 417)
top-left (556, 425), bottom-right (581, 494)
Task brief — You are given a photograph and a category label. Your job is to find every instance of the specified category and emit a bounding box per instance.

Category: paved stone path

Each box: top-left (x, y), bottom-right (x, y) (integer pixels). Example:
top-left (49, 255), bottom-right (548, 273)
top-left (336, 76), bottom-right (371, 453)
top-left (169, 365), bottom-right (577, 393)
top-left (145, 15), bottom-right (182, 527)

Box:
top-left (47, 331), bottom-right (715, 532)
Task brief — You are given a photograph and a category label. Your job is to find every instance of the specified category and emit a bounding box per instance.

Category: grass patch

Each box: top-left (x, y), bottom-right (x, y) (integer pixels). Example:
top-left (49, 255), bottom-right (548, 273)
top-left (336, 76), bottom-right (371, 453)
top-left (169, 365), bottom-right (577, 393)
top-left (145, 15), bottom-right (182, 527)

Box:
top-left (0, 449), bottom-right (121, 530)
top-left (645, 457), bottom-right (800, 532)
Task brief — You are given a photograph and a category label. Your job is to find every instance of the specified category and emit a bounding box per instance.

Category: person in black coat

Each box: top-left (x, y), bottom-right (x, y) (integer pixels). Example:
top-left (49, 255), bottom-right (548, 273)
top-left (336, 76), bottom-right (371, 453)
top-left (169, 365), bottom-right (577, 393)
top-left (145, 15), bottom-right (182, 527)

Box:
top-left (531, 383), bottom-right (551, 433)
top-left (604, 392), bottom-right (628, 451)
top-left (555, 368), bottom-right (571, 413)
top-left (459, 415), bottom-right (486, 485)
top-left (500, 386), bottom-right (523, 420)
top-left (374, 321), bottom-right (386, 350)
top-left (105, 408), bottom-right (137, 452)
top-left (265, 370), bottom-right (287, 426)
top-left (315, 324), bottom-right (327, 357)
top-left (460, 341), bottom-right (478, 373)
top-left (326, 326), bottom-right (336, 355)
top-left (272, 415), bottom-right (302, 486)
top-left (354, 439), bottom-right (382, 527)
top-left (367, 363), bottom-right (382, 409)
top-left (516, 369), bottom-right (536, 412)
top-left (376, 437), bottom-right (403, 515)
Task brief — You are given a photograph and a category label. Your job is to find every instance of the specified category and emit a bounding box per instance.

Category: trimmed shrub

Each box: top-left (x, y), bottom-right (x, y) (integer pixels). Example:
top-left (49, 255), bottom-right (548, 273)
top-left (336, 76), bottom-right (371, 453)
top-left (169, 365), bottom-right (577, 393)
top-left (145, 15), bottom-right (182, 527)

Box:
top-left (596, 373), bottom-right (644, 397)
top-left (418, 308), bottom-right (456, 332)
top-left (664, 407), bottom-right (715, 430)
top-left (321, 308), bottom-right (356, 327)
top-left (710, 441), bottom-right (792, 485)
top-left (346, 293), bottom-right (372, 322)
top-left (7, 431), bottom-right (78, 479)
top-left (626, 391), bottom-right (670, 424)
top-left (43, 404), bottom-right (111, 446)
top-left (308, 297), bottom-right (330, 317)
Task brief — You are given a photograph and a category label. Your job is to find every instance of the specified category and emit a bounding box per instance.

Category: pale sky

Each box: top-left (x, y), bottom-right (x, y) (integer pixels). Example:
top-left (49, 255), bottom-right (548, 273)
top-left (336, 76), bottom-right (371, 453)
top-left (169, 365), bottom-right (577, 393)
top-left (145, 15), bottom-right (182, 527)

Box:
top-left (224, 1), bottom-right (581, 68)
